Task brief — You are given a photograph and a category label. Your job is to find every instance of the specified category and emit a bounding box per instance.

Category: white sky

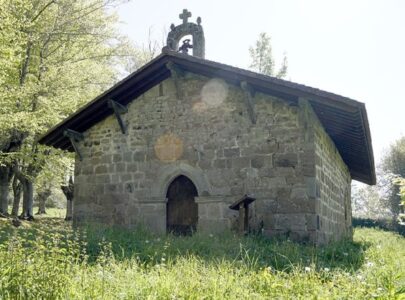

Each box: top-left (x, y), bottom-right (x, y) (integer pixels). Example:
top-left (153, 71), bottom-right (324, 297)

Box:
top-left (117, 0), bottom-right (405, 166)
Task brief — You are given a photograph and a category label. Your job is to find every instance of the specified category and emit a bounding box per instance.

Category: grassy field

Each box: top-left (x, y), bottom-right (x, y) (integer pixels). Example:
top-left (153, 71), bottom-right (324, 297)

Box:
top-left (0, 210), bottom-right (404, 299)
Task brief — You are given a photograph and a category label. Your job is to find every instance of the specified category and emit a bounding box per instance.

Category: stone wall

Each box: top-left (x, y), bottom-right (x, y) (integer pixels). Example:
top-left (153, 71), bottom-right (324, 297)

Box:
top-left (311, 103), bottom-right (352, 244)
top-left (73, 72), bottom-right (350, 244)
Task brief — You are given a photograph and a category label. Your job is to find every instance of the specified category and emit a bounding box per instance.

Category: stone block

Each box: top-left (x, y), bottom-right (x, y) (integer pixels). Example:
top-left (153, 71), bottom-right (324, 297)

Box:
top-left (133, 172), bottom-right (145, 180)
top-left (259, 167), bottom-right (294, 178)
top-left (255, 199), bottom-right (278, 214)
top-left (257, 141), bottom-right (278, 154)
top-left (91, 157), bottom-right (101, 165)
top-left (213, 159), bottom-right (227, 169)
top-left (202, 149), bottom-right (215, 159)
top-left (276, 200), bottom-right (302, 214)
top-left (224, 147), bottom-right (240, 158)
top-left (94, 184), bottom-right (105, 195)
top-left (197, 219), bottom-right (230, 234)
top-left (182, 149), bottom-right (199, 163)
top-left (95, 174), bottom-right (110, 184)
top-left (288, 230), bottom-right (316, 244)
top-left (126, 163), bottom-right (137, 172)
top-left (198, 159), bottom-right (212, 169)
top-left (123, 151), bottom-right (132, 162)
top-left (251, 155), bottom-right (265, 169)
top-left (105, 183), bottom-right (123, 194)
top-left (97, 193), bottom-right (128, 205)
top-left (305, 177), bottom-right (317, 198)
top-left (267, 177), bottom-right (287, 188)
top-left (113, 154), bottom-right (122, 163)
top-left (205, 203), bottom-right (223, 219)
top-left (231, 157), bottom-right (250, 169)
top-left (274, 214), bottom-right (306, 231)
top-left (125, 182), bottom-right (135, 193)
top-left (286, 175), bottom-right (305, 185)
top-left (302, 164), bottom-right (315, 176)
top-left (305, 214), bottom-right (318, 231)
top-left (116, 162), bottom-right (126, 172)
top-left (133, 151), bottom-right (146, 162)
top-left (274, 153), bottom-right (298, 168)
top-left (82, 165), bottom-right (94, 175)
top-left (119, 173), bottom-right (131, 182)
top-left (290, 187), bottom-right (308, 201)
top-left (95, 165), bottom-right (108, 174)
top-left (230, 185), bottom-right (244, 195)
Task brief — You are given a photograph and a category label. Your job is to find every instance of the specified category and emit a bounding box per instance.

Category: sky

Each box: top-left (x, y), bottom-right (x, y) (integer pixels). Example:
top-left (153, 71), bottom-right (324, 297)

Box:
top-left (116, 0), bottom-right (405, 166)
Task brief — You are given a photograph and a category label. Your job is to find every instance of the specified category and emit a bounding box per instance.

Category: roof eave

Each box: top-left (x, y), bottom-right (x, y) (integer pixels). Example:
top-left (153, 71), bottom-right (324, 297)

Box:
top-left (38, 50), bottom-right (376, 185)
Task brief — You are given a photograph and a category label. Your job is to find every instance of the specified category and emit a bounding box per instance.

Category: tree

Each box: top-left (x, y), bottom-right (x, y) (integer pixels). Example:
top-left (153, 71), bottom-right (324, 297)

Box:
top-left (121, 28), bottom-right (162, 75)
top-left (0, 0), bottom-right (136, 218)
top-left (395, 177), bottom-right (405, 225)
top-left (352, 183), bottom-right (391, 219)
top-left (61, 176), bottom-right (74, 221)
top-left (249, 32), bottom-right (288, 78)
top-left (382, 136), bottom-right (405, 220)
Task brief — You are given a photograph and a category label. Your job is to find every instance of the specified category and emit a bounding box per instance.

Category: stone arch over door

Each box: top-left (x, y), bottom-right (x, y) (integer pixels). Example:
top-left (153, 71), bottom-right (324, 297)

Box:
top-left (153, 163), bottom-right (211, 199)
top-left (166, 175), bottom-right (198, 235)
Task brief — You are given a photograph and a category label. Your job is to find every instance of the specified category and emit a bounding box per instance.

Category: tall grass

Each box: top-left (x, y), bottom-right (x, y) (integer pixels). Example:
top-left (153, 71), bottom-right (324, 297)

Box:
top-left (0, 216), bottom-right (404, 299)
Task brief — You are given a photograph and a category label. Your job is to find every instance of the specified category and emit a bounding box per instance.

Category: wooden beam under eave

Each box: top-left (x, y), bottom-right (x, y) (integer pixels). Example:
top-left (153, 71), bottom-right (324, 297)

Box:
top-left (108, 99), bottom-right (128, 134)
top-left (63, 129), bottom-right (84, 161)
top-left (166, 61), bottom-right (184, 99)
top-left (240, 81), bottom-right (256, 124)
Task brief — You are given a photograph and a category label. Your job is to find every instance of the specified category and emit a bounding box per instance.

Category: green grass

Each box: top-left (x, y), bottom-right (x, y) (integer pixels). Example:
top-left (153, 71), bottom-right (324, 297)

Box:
top-left (0, 211), bottom-right (404, 299)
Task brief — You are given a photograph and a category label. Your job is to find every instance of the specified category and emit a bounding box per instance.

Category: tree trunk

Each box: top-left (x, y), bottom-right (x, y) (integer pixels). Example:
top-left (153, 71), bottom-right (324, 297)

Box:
top-left (66, 198), bottom-right (73, 221)
top-left (11, 177), bottom-right (22, 217)
top-left (20, 178), bottom-right (34, 220)
top-left (62, 176), bottom-right (74, 221)
top-left (36, 189), bottom-right (51, 215)
top-left (0, 166), bottom-right (10, 216)
top-left (37, 195), bottom-right (46, 214)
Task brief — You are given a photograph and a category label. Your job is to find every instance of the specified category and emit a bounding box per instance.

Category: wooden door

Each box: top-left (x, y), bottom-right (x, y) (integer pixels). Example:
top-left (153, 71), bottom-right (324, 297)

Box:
top-left (166, 175), bottom-right (198, 235)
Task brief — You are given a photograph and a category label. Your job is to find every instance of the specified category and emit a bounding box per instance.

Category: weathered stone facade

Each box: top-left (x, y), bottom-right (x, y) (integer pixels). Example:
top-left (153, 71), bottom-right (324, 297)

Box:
top-left (73, 72), bottom-right (352, 244)
top-left (313, 109), bottom-right (352, 244)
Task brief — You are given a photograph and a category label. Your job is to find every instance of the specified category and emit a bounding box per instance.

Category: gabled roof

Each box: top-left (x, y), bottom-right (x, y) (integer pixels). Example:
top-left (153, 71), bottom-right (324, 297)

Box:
top-left (38, 50), bottom-right (376, 185)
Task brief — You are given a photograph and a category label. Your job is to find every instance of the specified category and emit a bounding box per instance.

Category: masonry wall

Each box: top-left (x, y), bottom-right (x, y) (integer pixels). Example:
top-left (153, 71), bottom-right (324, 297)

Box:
top-left (73, 72), bottom-right (339, 243)
top-left (311, 105), bottom-right (352, 244)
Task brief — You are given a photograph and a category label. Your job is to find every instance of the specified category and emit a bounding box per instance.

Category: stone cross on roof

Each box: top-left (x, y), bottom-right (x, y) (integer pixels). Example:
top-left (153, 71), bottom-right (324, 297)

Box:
top-left (164, 9), bottom-right (205, 59)
top-left (179, 9), bottom-right (191, 24)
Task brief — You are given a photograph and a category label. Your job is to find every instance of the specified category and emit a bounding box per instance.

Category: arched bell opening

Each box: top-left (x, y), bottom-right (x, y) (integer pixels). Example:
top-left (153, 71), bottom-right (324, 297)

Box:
top-left (178, 34), bottom-right (193, 55)
top-left (166, 175), bottom-right (198, 235)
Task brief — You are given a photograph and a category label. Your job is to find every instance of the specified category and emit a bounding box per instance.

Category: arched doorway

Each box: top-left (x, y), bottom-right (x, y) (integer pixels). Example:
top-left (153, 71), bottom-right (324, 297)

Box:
top-left (166, 175), bottom-right (198, 235)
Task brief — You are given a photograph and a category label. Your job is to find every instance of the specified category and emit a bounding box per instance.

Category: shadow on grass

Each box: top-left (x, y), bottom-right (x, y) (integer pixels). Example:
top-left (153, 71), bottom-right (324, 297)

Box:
top-left (0, 217), bottom-right (370, 273)
top-left (353, 217), bottom-right (405, 236)
top-left (80, 223), bottom-right (370, 273)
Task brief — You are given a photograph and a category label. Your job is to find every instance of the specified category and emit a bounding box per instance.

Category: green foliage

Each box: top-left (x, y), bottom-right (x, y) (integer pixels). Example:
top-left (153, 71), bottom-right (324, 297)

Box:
top-left (399, 178), bottom-right (405, 205)
top-left (0, 0), bottom-right (133, 183)
top-left (383, 137), bottom-right (405, 177)
top-left (0, 214), bottom-right (404, 299)
top-left (395, 177), bottom-right (405, 225)
top-left (352, 183), bottom-right (392, 219)
top-left (382, 136), bottom-right (405, 219)
top-left (249, 32), bottom-right (288, 78)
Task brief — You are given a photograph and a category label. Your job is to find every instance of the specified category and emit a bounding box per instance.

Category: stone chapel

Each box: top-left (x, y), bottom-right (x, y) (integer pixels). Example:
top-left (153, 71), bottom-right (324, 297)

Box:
top-left (39, 10), bottom-right (375, 244)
